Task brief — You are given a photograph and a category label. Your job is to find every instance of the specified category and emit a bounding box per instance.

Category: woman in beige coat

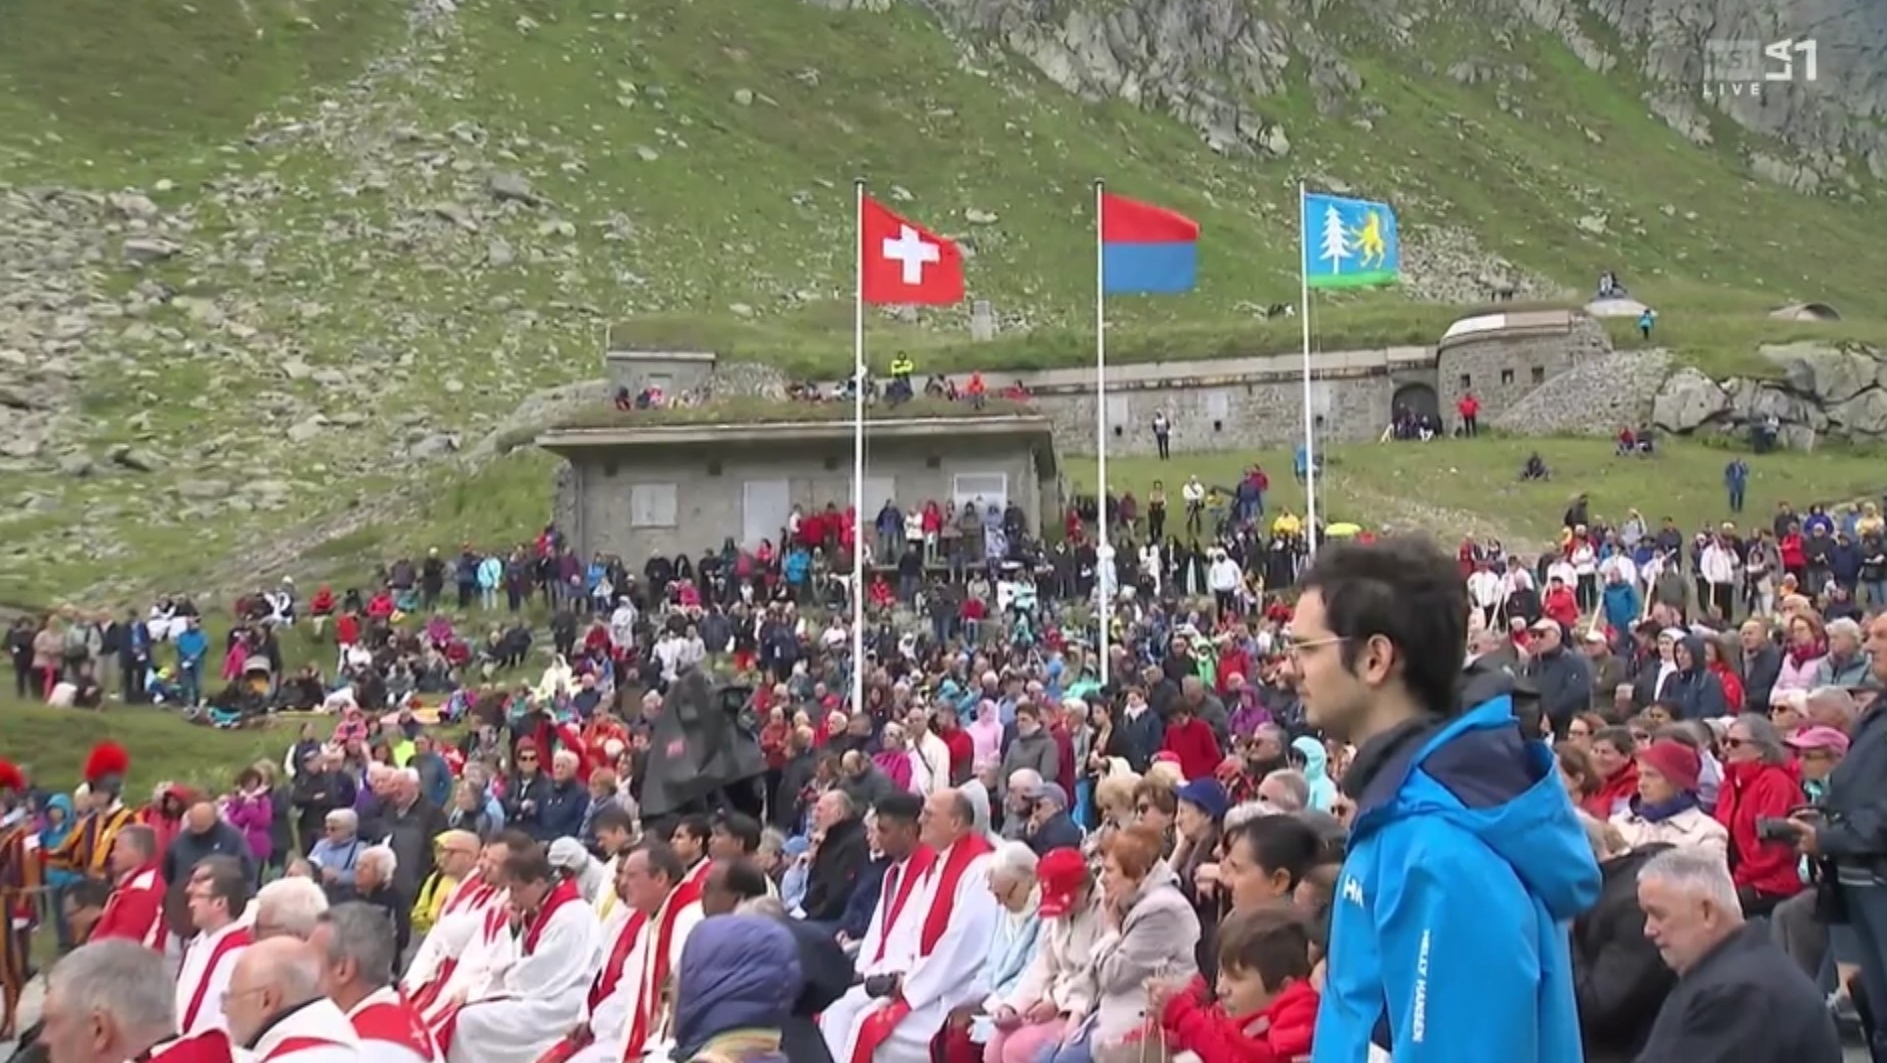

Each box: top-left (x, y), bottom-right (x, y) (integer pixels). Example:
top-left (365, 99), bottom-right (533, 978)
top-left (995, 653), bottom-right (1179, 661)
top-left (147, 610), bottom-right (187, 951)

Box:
top-left (1050, 825), bottom-right (1200, 1063)
top-left (1610, 739), bottom-right (1729, 860)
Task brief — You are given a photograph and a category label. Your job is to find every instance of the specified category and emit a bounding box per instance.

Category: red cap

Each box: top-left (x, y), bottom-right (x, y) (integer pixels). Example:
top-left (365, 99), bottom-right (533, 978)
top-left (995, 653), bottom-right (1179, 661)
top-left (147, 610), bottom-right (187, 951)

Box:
top-left (1035, 848), bottom-right (1088, 918)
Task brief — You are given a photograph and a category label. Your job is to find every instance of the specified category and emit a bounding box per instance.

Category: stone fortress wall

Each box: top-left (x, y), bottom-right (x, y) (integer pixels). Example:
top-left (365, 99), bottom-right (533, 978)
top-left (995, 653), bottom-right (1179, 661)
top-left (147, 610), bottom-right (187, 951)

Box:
top-left (600, 308), bottom-right (1887, 456)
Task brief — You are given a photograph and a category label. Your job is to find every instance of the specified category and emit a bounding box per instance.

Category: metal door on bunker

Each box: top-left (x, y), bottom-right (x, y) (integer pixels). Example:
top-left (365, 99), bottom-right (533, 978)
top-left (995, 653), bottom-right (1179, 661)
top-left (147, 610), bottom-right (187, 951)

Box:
top-left (742, 480), bottom-right (792, 549)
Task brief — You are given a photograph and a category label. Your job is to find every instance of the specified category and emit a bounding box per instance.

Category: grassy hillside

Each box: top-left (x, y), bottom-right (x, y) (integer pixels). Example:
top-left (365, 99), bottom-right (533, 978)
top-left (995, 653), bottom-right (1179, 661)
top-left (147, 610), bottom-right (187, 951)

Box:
top-left (1, 0), bottom-right (1885, 604)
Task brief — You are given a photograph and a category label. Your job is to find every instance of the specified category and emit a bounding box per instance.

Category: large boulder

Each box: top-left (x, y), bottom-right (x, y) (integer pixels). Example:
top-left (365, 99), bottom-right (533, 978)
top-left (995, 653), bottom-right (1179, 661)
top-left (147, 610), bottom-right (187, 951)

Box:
top-left (1651, 368), bottom-right (1728, 432)
top-left (1829, 389), bottom-right (1887, 437)
top-left (1762, 341), bottom-right (1882, 404)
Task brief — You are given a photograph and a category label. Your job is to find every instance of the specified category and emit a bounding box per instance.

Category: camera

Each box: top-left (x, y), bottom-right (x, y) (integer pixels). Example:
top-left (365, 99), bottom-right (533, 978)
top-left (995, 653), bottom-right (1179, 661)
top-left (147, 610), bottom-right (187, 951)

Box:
top-left (1755, 817), bottom-right (1799, 843)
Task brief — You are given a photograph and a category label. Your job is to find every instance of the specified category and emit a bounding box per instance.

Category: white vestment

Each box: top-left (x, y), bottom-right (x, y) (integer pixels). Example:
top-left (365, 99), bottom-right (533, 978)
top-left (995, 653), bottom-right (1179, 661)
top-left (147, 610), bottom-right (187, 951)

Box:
top-left (252, 999), bottom-right (364, 1063)
top-left (448, 892), bottom-right (602, 1063)
top-left (405, 880), bottom-right (499, 996)
top-left (418, 890), bottom-right (516, 1024)
top-left (174, 921), bottom-right (252, 1036)
top-left (821, 845), bottom-right (998, 1063)
top-left (572, 890), bottom-right (700, 1063)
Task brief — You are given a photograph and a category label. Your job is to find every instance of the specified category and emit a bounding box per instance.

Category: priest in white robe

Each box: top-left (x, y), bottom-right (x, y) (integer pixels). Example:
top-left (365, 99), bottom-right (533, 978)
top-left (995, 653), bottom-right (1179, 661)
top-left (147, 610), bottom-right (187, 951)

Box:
top-left (563, 842), bottom-right (702, 1063)
top-left (404, 831), bottom-right (489, 988)
top-left (410, 835), bottom-right (524, 1022)
top-left (823, 790), bottom-right (997, 1063)
top-left (447, 845), bottom-right (602, 1063)
top-left (174, 856), bottom-right (256, 1037)
top-left (225, 938), bottom-right (362, 1063)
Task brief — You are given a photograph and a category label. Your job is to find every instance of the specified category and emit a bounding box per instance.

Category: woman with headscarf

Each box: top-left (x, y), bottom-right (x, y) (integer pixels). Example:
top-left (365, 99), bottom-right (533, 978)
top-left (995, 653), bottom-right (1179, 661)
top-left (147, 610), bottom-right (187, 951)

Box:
top-left (671, 913), bottom-right (803, 1063)
top-left (1171, 780), bottom-right (1227, 977)
top-left (967, 701), bottom-right (1004, 774)
top-left (1610, 739), bottom-right (1729, 859)
top-left (1714, 714), bottom-right (1806, 916)
top-left (1291, 736), bottom-right (1337, 812)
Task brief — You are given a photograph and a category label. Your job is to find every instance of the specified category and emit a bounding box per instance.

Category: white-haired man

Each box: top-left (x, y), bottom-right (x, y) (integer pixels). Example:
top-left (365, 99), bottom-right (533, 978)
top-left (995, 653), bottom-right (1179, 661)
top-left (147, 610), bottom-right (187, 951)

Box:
top-left (1635, 846), bottom-right (1839, 1058)
top-left (315, 903), bottom-right (443, 1063)
top-left (381, 767), bottom-right (447, 899)
top-left (224, 938), bottom-right (361, 1063)
top-left (349, 845), bottom-right (411, 958)
top-left (38, 940), bottom-right (234, 1063)
top-left (254, 876), bottom-right (330, 941)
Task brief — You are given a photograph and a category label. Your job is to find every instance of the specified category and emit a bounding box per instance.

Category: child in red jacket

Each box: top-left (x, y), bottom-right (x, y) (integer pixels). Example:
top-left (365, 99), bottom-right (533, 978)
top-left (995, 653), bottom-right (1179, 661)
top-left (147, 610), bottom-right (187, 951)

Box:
top-left (1149, 907), bottom-right (1321, 1063)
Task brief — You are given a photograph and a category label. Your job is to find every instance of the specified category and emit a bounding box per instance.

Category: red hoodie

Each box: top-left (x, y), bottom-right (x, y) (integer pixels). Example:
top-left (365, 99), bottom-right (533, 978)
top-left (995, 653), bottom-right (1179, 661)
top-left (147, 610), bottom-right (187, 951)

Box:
top-left (1582, 761), bottom-right (1638, 821)
top-left (1163, 716), bottom-right (1224, 782)
top-left (1161, 977), bottom-right (1319, 1063)
top-left (1715, 760), bottom-right (1806, 899)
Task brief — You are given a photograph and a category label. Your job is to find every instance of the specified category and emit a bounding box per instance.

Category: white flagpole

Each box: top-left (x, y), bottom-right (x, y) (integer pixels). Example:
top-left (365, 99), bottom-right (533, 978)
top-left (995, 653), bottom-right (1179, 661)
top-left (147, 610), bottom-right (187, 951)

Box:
top-left (852, 178), bottom-right (867, 714)
top-left (1093, 179), bottom-right (1110, 689)
top-left (1299, 181), bottom-right (1319, 555)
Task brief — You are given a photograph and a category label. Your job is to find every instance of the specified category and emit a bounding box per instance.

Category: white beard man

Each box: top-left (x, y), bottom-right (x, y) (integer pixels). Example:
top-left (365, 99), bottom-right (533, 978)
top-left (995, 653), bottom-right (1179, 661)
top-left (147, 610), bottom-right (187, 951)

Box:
top-left (173, 856), bottom-right (254, 1037)
top-left (36, 940), bottom-right (235, 1063)
top-left (313, 902), bottom-right (444, 1063)
top-left (821, 789), bottom-right (997, 1063)
top-left (444, 844), bottom-right (601, 1063)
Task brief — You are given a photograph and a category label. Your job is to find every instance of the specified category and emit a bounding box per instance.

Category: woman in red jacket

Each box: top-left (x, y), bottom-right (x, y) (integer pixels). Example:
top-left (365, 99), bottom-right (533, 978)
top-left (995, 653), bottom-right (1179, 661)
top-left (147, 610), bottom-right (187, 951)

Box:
top-left (1582, 726), bottom-right (1640, 821)
top-left (1714, 715), bottom-right (1805, 916)
top-left (1149, 906), bottom-right (1320, 1063)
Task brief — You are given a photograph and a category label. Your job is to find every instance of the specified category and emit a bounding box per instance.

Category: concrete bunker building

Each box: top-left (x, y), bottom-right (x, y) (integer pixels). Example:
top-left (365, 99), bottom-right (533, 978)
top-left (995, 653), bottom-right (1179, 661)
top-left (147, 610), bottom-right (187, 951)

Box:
top-left (540, 380), bottom-right (1060, 562)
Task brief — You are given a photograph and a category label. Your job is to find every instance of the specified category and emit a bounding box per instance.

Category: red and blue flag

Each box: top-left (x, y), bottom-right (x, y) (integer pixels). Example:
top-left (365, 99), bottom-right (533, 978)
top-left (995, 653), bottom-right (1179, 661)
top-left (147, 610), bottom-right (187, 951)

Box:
top-left (1100, 193), bottom-right (1199, 294)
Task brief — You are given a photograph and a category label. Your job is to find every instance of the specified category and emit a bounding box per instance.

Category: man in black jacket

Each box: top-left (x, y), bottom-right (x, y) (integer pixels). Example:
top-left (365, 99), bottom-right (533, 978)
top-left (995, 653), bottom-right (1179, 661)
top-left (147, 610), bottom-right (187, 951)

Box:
top-left (1635, 846), bottom-right (1839, 1059)
top-left (798, 790), bottom-right (867, 925)
top-left (161, 800), bottom-right (254, 885)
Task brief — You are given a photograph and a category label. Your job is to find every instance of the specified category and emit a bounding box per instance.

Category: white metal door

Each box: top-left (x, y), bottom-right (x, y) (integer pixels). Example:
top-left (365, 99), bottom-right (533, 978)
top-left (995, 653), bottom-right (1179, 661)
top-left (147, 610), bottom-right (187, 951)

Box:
top-left (742, 479), bottom-right (791, 549)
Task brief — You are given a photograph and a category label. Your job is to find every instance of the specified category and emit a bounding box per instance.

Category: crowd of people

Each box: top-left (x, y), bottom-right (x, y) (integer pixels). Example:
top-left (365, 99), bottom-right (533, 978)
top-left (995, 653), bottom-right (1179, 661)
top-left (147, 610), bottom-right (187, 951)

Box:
top-left (7, 470), bottom-right (1887, 1063)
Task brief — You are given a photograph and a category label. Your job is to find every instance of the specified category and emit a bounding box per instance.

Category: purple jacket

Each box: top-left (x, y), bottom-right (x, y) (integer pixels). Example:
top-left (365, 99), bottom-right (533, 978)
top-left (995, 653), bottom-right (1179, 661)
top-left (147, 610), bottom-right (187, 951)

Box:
top-left (224, 793), bottom-right (274, 861)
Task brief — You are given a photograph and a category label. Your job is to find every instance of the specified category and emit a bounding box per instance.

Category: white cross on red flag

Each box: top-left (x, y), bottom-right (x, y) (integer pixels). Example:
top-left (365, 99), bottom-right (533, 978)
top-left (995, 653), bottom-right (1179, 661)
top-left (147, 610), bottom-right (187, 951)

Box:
top-left (860, 195), bottom-right (964, 305)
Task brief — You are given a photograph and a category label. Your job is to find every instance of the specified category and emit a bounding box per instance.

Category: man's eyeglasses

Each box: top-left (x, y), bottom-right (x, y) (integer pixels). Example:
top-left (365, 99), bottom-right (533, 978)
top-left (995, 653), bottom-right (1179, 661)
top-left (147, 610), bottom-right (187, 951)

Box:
top-left (1283, 635), bottom-right (1347, 659)
top-left (1722, 737), bottom-right (1748, 749)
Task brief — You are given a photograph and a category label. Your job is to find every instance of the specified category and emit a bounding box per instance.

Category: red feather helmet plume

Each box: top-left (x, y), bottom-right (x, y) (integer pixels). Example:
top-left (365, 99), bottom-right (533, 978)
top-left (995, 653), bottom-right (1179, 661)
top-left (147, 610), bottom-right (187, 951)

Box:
top-left (0, 757), bottom-right (24, 794)
top-left (84, 741), bottom-right (131, 790)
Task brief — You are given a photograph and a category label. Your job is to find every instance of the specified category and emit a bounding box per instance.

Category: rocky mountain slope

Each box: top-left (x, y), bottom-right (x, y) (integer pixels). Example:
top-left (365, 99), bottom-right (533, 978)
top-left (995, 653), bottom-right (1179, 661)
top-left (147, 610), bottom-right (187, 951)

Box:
top-left (1, 0), bottom-right (1884, 603)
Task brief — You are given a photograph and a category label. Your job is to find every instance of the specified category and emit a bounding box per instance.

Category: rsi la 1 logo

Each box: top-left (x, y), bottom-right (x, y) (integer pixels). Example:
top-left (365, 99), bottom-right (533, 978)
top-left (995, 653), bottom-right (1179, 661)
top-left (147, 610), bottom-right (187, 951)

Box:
top-left (1702, 38), bottom-right (1818, 100)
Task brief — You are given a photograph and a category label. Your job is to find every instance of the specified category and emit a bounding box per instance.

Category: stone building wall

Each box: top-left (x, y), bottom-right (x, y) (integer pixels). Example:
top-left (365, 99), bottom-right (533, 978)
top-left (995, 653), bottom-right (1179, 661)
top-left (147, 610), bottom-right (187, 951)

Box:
top-left (1026, 373), bottom-right (1394, 457)
top-left (1437, 315), bottom-right (1613, 426)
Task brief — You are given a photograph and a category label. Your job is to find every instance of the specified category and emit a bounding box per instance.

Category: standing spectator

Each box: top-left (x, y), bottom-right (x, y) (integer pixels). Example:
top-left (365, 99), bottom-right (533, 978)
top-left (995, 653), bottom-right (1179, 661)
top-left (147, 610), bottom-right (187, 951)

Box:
top-left (1634, 847), bottom-right (1839, 1057)
top-left (1714, 716), bottom-right (1805, 916)
top-left (222, 768), bottom-right (275, 885)
top-left (1457, 391), bottom-right (1480, 436)
top-left (1290, 538), bottom-right (1599, 1062)
top-left (1151, 411), bottom-right (1172, 461)
top-left (1725, 458), bottom-right (1750, 514)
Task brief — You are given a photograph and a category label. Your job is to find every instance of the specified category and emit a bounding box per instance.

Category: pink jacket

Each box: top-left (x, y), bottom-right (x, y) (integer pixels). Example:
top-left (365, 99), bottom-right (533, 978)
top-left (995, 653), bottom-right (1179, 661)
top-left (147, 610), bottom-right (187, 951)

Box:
top-left (223, 793), bottom-right (274, 861)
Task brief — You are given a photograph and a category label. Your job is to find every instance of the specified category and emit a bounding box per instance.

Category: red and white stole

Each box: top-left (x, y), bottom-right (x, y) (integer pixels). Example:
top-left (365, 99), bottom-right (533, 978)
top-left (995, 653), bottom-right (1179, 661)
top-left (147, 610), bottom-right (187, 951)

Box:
top-left (411, 889), bottom-right (506, 1015)
top-left (589, 910), bottom-right (647, 1014)
top-left (870, 849), bottom-right (936, 966)
top-left (618, 879), bottom-right (702, 1062)
top-left (180, 924), bottom-right (254, 1033)
top-left (350, 988), bottom-right (442, 1063)
top-left (259, 1037), bottom-right (349, 1063)
top-left (849, 834), bottom-right (994, 1063)
top-left (523, 879), bottom-right (582, 955)
top-left (440, 874), bottom-right (492, 919)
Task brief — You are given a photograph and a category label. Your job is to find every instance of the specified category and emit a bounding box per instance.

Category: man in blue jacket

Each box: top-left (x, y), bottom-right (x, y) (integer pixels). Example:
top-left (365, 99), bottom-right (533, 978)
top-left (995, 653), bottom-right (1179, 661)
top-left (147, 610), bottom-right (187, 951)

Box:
top-left (1294, 537), bottom-right (1601, 1063)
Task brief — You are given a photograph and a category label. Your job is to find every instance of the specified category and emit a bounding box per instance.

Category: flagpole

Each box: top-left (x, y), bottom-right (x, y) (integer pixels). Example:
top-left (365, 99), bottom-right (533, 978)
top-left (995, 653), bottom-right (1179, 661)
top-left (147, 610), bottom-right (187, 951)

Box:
top-left (1299, 181), bottom-right (1319, 555)
top-left (1093, 179), bottom-right (1111, 690)
top-left (852, 177), bottom-right (867, 715)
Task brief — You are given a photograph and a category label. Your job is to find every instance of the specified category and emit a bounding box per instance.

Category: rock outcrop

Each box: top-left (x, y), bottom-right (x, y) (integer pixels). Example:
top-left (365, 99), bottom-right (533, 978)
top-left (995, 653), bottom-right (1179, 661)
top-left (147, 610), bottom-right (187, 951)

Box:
top-left (1650, 341), bottom-right (1887, 448)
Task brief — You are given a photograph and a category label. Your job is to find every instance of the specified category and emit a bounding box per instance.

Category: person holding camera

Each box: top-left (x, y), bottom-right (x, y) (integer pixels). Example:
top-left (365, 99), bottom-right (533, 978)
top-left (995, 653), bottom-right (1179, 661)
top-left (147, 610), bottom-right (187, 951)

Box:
top-left (1714, 715), bottom-right (1806, 917)
top-left (1774, 612), bottom-right (1887, 1061)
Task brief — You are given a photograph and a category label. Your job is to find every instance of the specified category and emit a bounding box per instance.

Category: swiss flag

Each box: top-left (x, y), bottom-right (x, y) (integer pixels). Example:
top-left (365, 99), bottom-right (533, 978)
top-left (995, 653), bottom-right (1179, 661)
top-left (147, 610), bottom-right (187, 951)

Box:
top-left (860, 195), bottom-right (964, 305)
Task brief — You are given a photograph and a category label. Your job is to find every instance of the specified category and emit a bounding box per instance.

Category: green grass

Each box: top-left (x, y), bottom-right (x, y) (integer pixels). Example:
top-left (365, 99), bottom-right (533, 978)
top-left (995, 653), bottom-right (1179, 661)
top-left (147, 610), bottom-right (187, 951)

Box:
top-left (4, 0), bottom-right (1887, 603)
top-left (4, 701), bottom-right (290, 794)
top-left (552, 396), bottom-right (1035, 428)
top-left (1063, 437), bottom-right (1887, 546)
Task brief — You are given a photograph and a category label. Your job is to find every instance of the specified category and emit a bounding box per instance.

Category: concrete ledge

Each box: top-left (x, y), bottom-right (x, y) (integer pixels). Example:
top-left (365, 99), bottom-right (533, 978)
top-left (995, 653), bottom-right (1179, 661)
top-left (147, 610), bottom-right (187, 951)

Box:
top-left (538, 414), bottom-right (1056, 451)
